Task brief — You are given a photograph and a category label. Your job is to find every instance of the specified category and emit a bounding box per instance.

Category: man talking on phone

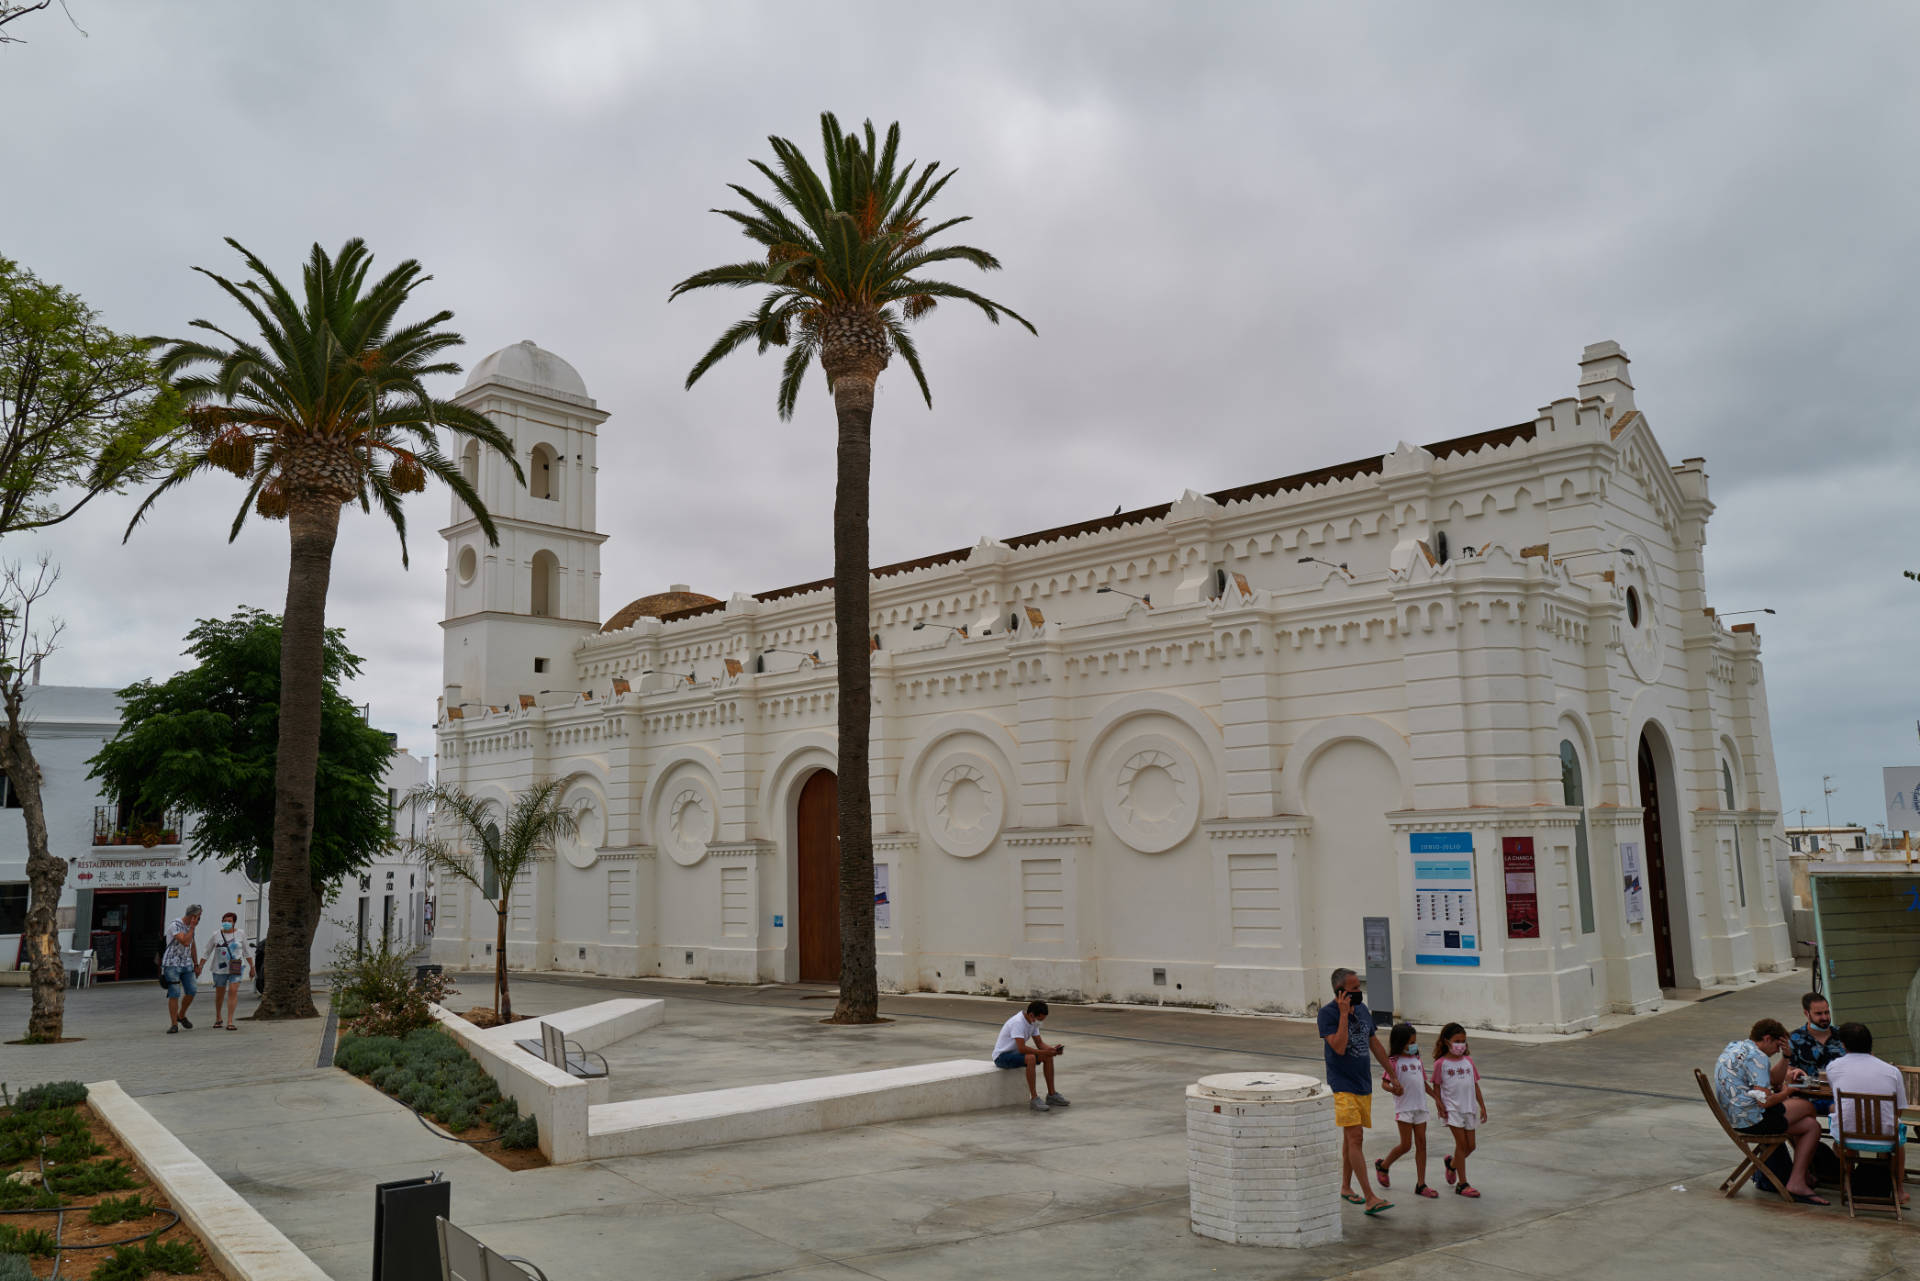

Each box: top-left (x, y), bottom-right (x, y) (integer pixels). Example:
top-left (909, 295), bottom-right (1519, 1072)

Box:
top-left (1319, 967), bottom-right (1397, 1215)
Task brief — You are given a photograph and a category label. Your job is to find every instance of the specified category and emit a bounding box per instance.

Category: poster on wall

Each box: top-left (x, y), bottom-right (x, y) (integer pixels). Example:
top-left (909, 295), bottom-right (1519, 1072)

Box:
top-left (873, 863), bottom-right (890, 931)
top-left (1503, 837), bottom-right (1540, 939)
top-left (1411, 832), bottom-right (1480, 966)
top-left (1621, 842), bottom-right (1646, 924)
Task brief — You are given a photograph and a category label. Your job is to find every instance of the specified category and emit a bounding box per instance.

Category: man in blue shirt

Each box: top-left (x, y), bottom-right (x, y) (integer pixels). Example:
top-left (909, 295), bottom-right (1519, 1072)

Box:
top-left (1319, 967), bottom-right (1397, 1214)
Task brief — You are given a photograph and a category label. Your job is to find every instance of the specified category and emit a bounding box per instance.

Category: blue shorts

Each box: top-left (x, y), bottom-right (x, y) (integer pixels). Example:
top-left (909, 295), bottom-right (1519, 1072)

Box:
top-left (210, 970), bottom-right (240, 988)
top-left (163, 966), bottom-right (198, 999)
top-left (994, 1050), bottom-right (1030, 1069)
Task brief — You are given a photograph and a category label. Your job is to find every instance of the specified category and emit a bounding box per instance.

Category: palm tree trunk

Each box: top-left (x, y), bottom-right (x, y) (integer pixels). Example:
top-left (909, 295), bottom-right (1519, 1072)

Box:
top-left (496, 904), bottom-right (511, 1022)
top-left (829, 370), bottom-right (879, 1024)
top-left (0, 712), bottom-right (65, 1042)
top-left (258, 499), bottom-right (340, 1019)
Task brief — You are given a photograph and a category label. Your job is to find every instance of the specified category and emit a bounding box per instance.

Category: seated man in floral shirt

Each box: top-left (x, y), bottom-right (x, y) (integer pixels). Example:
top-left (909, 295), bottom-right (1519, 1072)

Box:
top-left (1787, 993), bottom-right (1845, 1115)
top-left (1713, 1017), bottom-right (1826, 1203)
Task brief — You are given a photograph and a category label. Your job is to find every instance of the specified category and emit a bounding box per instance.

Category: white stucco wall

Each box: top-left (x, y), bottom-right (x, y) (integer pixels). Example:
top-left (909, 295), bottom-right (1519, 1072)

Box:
top-left (431, 342), bottom-right (1792, 1033)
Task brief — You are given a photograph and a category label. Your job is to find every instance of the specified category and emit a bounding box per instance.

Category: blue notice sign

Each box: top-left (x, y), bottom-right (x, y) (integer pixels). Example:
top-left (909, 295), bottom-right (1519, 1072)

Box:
top-left (772, 915), bottom-right (784, 928)
top-left (1410, 832), bottom-right (1474, 854)
top-left (1412, 833), bottom-right (1481, 967)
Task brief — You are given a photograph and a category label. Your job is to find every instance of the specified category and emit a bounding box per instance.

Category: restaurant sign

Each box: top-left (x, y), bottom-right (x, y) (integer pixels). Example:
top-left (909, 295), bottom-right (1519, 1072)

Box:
top-left (72, 857), bottom-right (195, 889)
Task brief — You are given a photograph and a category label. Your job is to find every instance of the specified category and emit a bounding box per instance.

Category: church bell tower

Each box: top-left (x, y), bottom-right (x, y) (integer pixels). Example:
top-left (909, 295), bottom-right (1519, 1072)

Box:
top-left (441, 340), bottom-right (608, 714)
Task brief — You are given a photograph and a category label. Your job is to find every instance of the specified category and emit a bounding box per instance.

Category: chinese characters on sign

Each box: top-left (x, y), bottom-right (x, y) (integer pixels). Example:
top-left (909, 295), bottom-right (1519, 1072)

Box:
top-left (71, 858), bottom-right (194, 889)
top-left (1411, 832), bottom-right (1480, 967)
top-left (1620, 842), bottom-right (1646, 924)
top-left (1503, 837), bottom-right (1539, 939)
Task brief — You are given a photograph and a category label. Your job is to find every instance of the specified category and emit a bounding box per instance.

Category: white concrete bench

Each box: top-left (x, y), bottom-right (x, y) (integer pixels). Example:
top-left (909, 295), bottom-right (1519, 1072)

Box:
top-left (429, 998), bottom-right (664, 1164)
top-left (585, 1058), bottom-right (1031, 1160)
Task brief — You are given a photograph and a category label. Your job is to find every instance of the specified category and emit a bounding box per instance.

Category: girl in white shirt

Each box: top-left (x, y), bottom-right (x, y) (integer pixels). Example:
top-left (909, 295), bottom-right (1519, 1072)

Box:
top-left (1430, 1022), bottom-right (1488, 1198)
top-left (1373, 1022), bottom-right (1440, 1198)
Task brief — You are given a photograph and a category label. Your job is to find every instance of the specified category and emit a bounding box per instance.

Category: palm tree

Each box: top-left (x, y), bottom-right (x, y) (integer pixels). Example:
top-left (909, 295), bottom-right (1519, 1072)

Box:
top-left (133, 238), bottom-right (519, 1019)
top-left (403, 779), bottom-right (578, 1022)
top-left (672, 114), bottom-right (1033, 1023)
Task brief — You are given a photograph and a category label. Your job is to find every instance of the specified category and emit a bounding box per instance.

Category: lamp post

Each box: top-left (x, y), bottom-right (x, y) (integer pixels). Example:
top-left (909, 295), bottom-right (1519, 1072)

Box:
top-left (910, 622), bottom-right (968, 638)
top-left (1296, 556), bottom-right (1352, 579)
top-left (1095, 586), bottom-right (1151, 607)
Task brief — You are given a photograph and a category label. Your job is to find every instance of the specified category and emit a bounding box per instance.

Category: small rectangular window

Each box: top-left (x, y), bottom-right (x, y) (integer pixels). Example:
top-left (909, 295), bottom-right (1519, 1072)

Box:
top-left (0, 771), bottom-right (20, 809)
top-left (0, 882), bottom-right (27, 932)
top-left (534, 657), bottom-right (549, 674)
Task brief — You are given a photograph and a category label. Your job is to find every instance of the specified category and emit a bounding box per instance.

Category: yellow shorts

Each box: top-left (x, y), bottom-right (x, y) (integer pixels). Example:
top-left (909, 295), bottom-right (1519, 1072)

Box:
top-left (1333, 1092), bottom-right (1372, 1129)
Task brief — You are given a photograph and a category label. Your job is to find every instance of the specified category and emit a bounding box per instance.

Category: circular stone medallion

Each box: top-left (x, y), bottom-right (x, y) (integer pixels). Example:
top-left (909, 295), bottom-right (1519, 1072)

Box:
top-left (558, 790), bottom-right (604, 869)
top-left (659, 776), bottom-right (717, 866)
top-left (1101, 736), bottom-right (1201, 853)
top-left (925, 753), bottom-right (1006, 858)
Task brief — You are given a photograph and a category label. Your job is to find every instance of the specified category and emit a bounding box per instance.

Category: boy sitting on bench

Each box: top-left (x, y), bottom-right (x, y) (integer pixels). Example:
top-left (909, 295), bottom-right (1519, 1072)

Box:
top-left (993, 999), bottom-right (1070, 1113)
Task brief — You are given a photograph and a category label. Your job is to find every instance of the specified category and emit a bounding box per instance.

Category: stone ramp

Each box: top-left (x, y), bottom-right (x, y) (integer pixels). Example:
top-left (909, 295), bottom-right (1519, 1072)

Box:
top-left (586, 1058), bottom-right (1030, 1158)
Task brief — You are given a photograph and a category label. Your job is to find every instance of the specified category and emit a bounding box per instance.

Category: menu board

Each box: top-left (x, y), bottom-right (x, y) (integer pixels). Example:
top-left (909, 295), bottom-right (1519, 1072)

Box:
top-left (1412, 832), bottom-right (1480, 966)
top-left (1503, 837), bottom-right (1540, 939)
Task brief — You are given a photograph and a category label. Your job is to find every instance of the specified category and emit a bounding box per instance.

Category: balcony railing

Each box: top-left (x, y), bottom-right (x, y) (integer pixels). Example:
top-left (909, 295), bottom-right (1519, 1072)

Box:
top-left (92, 807), bottom-right (185, 848)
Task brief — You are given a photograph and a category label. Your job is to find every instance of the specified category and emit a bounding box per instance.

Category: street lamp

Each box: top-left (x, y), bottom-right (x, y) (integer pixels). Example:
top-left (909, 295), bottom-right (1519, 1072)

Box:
top-left (1096, 587), bottom-right (1151, 607)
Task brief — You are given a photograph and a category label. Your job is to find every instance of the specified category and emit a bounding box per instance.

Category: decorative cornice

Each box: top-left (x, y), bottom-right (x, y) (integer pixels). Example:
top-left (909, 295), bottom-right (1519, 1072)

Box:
top-left (1387, 806), bottom-right (1581, 833)
top-left (595, 845), bottom-right (654, 862)
top-left (1691, 808), bottom-right (1784, 830)
top-left (1586, 806), bottom-right (1645, 829)
top-left (1002, 826), bottom-right (1094, 848)
top-left (1203, 816), bottom-right (1313, 840)
top-left (708, 840), bottom-right (773, 861)
top-left (873, 834), bottom-right (921, 854)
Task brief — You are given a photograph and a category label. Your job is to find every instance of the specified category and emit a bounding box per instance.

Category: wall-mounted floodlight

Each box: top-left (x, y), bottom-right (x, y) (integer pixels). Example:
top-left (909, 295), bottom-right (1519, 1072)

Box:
top-left (640, 669), bottom-right (697, 685)
top-left (1717, 608), bottom-right (1776, 618)
top-left (912, 621), bottom-right (969, 637)
top-left (1297, 556), bottom-right (1352, 579)
top-left (1096, 586), bottom-right (1152, 608)
top-left (762, 648), bottom-right (821, 667)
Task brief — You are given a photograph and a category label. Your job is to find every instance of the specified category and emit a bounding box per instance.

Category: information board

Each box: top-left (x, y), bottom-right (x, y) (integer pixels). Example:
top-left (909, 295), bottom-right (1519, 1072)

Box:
top-left (1411, 832), bottom-right (1480, 966)
top-left (1620, 842), bottom-right (1646, 924)
top-left (1503, 837), bottom-right (1539, 939)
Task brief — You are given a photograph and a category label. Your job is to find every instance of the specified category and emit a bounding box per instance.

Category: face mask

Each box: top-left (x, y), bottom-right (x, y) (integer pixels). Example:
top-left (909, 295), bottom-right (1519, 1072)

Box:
top-left (1449, 1043), bottom-right (1468, 1057)
top-left (222, 925), bottom-right (235, 934)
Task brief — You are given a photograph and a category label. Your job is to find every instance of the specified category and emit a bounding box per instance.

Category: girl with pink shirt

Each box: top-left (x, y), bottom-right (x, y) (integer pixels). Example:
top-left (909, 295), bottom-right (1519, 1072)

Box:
top-left (1431, 1022), bottom-right (1488, 1198)
top-left (1373, 1022), bottom-right (1440, 1198)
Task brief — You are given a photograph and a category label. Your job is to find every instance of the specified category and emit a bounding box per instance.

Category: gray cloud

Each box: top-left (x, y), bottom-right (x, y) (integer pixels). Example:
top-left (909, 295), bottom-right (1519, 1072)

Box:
top-left (2, 0), bottom-right (1914, 820)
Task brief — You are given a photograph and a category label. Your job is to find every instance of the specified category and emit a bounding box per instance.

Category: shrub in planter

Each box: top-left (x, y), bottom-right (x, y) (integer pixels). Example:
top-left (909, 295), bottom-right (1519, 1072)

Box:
top-left (498, 1114), bottom-right (539, 1150)
top-left (0, 1226), bottom-right (53, 1259)
top-left (14, 1081), bottom-right (88, 1112)
top-left (0, 1254), bottom-right (33, 1281)
top-left (44, 1157), bottom-right (138, 1196)
top-left (88, 1195), bottom-right (155, 1226)
top-left (327, 933), bottom-right (458, 1040)
top-left (93, 1237), bottom-right (202, 1281)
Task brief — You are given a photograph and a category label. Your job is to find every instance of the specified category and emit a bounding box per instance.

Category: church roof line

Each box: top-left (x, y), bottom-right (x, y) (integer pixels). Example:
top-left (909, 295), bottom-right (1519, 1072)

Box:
top-left (652, 419), bottom-right (1540, 625)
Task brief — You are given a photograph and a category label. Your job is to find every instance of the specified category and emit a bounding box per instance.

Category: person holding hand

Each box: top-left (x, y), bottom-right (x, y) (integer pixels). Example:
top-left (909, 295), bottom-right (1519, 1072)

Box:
top-left (1320, 967), bottom-right (1397, 1216)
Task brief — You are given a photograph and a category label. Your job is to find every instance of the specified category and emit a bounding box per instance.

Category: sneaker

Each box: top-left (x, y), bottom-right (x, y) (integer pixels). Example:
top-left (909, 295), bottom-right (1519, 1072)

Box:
top-left (1029, 1097), bottom-right (1051, 1112)
top-left (167, 1024), bottom-right (178, 1034)
top-left (178, 1016), bottom-right (193, 1029)
top-left (1045, 1093), bottom-right (1071, 1108)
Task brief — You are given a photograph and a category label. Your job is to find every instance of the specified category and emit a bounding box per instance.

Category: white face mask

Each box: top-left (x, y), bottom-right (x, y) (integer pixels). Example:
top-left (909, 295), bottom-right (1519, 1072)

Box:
top-left (1448, 1042), bottom-right (1468, 1057)
top-left (222, 924), bottom-right (236, 934)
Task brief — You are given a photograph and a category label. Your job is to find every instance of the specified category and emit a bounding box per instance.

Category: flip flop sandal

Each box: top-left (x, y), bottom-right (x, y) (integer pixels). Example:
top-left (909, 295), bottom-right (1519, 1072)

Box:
top-left (1444, 1156), bottom-right (1456, 1185)
top-left (1789, 1193), bottom-right (1830, 1206)
top-left (1374, 1159), bottom-right (1390, 1188)
top-left (1416, 1184), bottom-right (1439, 1198)
top-left (1341, 1192), bottom-right (1366, 1205)
top-left (1456, 1184), bottom-right (1481, 1198)
top-left (1364, 1201), bottom-right (1394, 1216)
top-left (225, 1024), bottom-right (238, 1030)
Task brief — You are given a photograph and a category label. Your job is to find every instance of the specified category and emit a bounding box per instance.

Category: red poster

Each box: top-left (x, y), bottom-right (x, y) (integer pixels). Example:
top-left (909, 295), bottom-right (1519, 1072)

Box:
top-left (1503, 837), bottom-right (1539, 939)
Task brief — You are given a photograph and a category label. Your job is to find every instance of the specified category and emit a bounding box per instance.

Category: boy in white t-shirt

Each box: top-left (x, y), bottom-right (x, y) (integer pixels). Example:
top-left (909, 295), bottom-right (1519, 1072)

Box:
top-left (1826, 1022), bottom-right (1908, 1203)
top-left (993, 1000), bottom-right (1068, 1113)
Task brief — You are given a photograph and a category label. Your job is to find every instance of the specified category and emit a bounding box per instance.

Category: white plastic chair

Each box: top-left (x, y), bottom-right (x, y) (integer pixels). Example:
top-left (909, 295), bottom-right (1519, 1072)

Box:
top-left (437, 1217), bottom-right (548, 1280)
top-left (59, 949), bottom-right (94, 988)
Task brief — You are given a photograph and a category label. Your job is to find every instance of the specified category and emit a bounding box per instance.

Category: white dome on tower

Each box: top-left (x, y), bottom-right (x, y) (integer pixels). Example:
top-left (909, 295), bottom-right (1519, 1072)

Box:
top-left (464, 339), bottom-right (589, 399)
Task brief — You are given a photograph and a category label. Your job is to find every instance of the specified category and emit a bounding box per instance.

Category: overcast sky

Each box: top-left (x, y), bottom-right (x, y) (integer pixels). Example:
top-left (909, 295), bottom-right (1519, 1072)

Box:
top-left (3, 1), bottom-right (1915, 830)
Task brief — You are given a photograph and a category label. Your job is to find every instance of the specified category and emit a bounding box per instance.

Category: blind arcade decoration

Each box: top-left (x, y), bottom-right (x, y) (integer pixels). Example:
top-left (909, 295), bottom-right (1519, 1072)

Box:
top-left (1411, 832), bottom-right (1480, 966)
top-left (1503, 837), bottom-right (1540, 939)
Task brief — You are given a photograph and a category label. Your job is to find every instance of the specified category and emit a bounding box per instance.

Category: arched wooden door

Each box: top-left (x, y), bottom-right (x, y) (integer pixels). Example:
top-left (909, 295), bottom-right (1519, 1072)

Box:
top-left (1637, 734), bottom-right (1678, 988)
top-left (796, 770), bottom-right (841, 982)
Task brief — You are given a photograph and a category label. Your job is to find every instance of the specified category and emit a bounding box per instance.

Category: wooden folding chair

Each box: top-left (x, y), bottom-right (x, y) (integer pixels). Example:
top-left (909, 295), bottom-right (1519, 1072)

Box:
top-left (1694, 1068), bottom-right (1792, 1202)
top-left (1897, 1065), bottom-right (1920, 1161)
top-left (1832, 1090), bottom-right (1904, 1220)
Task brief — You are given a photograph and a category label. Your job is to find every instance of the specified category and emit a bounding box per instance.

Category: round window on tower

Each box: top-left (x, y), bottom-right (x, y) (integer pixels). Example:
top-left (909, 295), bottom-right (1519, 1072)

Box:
top-left (1625, 585), bottom-right (1641, 629)
top-left (458, 545), bottom-right (477, 584)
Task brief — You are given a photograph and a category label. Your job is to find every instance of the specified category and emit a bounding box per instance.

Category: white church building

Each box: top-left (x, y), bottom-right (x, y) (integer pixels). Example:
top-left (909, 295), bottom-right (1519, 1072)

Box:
top-left (430, 339), bottom-right (1791, 1033)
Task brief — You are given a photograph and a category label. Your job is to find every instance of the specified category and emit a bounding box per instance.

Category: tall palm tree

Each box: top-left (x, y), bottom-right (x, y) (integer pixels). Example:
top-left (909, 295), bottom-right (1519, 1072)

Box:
top-left (133, 238), bottom-right (519, 1019)
top-left (672, 114), bottom-right (1033, 1023)
top-left (402, 779), bottom-right (578, 1022)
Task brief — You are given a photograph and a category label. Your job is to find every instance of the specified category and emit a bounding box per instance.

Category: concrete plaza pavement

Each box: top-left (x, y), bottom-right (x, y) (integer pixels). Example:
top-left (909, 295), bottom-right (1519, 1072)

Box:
top-left (2, 969), bottom-right (1914, 1280)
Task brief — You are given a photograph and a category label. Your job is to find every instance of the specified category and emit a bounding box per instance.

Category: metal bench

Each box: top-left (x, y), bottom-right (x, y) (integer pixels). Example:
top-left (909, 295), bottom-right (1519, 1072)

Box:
top-left (514, 1020), bottom-right (608, 1080)
top-left (437, 1216), bottom-right (549, 1280)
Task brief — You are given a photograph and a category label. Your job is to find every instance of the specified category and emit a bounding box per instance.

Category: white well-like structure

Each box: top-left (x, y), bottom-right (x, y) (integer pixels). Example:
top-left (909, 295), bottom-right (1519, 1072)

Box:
top-left (431, 341), bottom-right (1791, 1033)
top-left (1186, 1071), bottom-right (1340, 1247)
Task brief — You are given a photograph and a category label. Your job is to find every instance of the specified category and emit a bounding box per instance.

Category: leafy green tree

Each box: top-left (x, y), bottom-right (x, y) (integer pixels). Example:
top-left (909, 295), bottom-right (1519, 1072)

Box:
top-left (1, 255), bottom-right (179, 1042)
top-left (134, 239), bottom-right (519, 1018)
top-left (672, 114), bottom-right (1033, 1022)
top-left (88, 610), bottom-right (396, 950)
top-left (402, 779), bottom-right (577, 1022)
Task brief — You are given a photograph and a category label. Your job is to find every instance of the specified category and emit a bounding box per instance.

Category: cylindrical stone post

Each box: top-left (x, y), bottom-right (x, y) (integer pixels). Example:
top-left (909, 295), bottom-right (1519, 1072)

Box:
top-left (1186, 1071), bottom-right (1341, 1247)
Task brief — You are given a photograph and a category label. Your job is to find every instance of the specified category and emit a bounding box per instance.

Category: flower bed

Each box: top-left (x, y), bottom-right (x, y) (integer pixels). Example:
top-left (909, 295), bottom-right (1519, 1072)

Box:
top-left (334, 1028), bottom-right (544, 1171)
top-left (0, 1082), bottom-right (221, 1281)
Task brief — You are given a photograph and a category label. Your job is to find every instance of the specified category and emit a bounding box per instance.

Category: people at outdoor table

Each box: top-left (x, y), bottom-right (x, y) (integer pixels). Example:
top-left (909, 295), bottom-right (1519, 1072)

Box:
top-left (1787, 992), bottom-right (1846, 1115)
top-left (1713, 1017), bottom-right (1828, 1204)
top-left (1824, 1022), bottom-right (1909, 1205)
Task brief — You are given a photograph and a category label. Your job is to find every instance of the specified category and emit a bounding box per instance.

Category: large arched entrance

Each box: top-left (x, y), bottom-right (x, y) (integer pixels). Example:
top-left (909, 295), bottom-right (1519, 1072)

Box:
top-left (796, 770), bottom-right (841, 982)
top-left (1300, 739), bottom-right (1400, 998)
top-left (1637, 729), bottom-right (1685, 989)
